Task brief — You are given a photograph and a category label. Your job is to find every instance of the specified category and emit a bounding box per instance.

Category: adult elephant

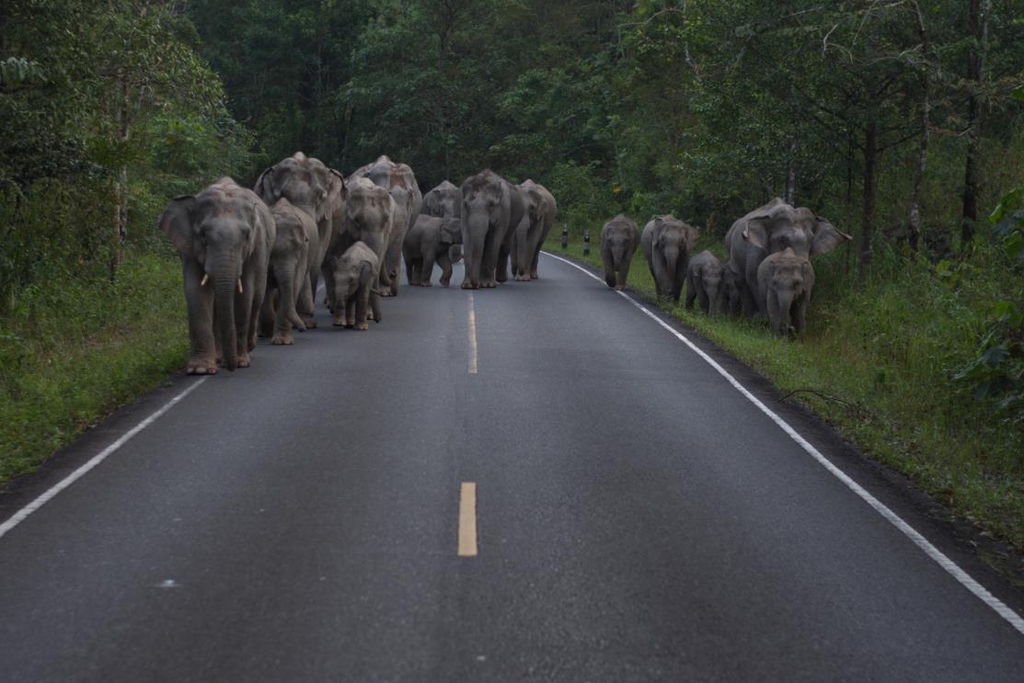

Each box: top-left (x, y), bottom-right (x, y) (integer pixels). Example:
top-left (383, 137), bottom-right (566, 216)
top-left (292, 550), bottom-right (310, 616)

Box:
top-left (725, 197), bottom-right (850, 318)
top-left (422, 180), bottom-right (461, 219)
top-left (460, 169), bottom-right (527, 289)
top-left (254, 152), bottom-right (346, 327)
top-left (640, 214), bottom-right (699, 302)
top-left (350, 155), bottom-right (422, 297)
top-left (259, 198), bottom-right (315, 346)
top-left (511, 180), bottom-right (557, 281)
top-left (325, 177), bottom-right (396, 312)
top-left (159, 178), bottom-right (275, 374)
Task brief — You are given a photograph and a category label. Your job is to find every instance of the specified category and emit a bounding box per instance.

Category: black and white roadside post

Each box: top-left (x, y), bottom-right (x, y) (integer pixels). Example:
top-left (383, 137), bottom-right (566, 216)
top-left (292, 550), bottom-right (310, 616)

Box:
top-left (583, 230), bottom-right (590, 256)
top-left (561, 223), bottom-right (568, 250)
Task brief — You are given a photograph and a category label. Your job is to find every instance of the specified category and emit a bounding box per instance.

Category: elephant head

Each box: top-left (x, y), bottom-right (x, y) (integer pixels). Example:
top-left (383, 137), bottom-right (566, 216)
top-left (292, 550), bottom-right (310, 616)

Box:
top-left (757, 247), bottom-right (816, 337)
top-left (741, 201), bottom-right (850, 260)
top-left (255, 152), bottom-right (331, 223)
top-left (160, 178), bottom-right (269, 372)
top-left (422, 180), bottom-right (461, 219)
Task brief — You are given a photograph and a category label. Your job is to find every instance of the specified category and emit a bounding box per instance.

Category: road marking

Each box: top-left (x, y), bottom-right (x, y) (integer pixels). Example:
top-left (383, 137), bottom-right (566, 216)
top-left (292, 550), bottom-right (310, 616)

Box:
top-left (0, 378), bottom-right (209, 542)
top-left (468, 293), bottom-right (478, 374)
top-left (458, 482), bottom-right (478, 557)
top-left (542, 251), bottom-right (1024, 637)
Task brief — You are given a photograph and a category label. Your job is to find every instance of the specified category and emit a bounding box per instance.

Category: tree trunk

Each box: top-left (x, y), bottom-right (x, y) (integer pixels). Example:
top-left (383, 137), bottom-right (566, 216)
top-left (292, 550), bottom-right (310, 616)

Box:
top-left (861, 117), bottom-right (878, 272)
top-left (961, 0), bottom-right (991, 249)
top-left (909, 0), bottom-right (931, 253)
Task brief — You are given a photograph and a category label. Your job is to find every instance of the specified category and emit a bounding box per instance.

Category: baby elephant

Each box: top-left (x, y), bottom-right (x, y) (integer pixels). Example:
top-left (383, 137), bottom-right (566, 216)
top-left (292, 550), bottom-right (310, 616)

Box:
top-left (600, 214), bottom-right (641, 290)
top-left (757, 247), bottom-right (816, 337)
top-left (403, 215), bottom-right (462, 287)
top-left (685, 250), bottom-right (726, 316)
top-left (330, 241), bottom-right (382, 330)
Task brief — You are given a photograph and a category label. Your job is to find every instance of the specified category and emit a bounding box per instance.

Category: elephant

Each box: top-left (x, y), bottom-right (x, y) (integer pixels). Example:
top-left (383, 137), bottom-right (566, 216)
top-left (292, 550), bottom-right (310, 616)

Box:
top-left (422, 179), bottom-right (461, 219)
top-left (259, 198), bottom-right (315, 345)
top-left (459, 169), bottom-right (527, 289)
top-left (511, 180), bottom-right (557, 281)
top-left (640, 214), bottom-right (700, 302)
top-left (350, 155), bottom-right (422, 297)
top-left (254, 152), bottom-right (346, 328)
top-left (159, 177), bottom-right (275, 374)
top-left (599, 214), bottom-right (641, 290)
top-left (403, 214), bottom-right (462, 287)
top-left (685, 250), bottom-right (727, 316)
top-left (725, 197), bottom-right (850, 318)
top-left (757, 247), bottom-right (816, 337)
top-left (325, 176), bottom-right (396, 312)
top-left (329, 241), bottom-right (382, 331)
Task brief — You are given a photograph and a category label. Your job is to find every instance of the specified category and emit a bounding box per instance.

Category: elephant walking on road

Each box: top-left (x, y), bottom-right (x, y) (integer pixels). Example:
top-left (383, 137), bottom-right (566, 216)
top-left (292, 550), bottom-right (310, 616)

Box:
top-left (325, 177), bottom-right (396, 312)
top-left (600, 214), bottom-right (641, 291)
top-left (260, 198), bottom-right (315, 345)
top-left (329, 241), bottom-right (382, 331)
top-left (459, 170), bottom-right (527, 289)
top-left (641, 215), bottom-right (699, 302)
top-left (404, 215), bottom-right (462, 287)
top-left (511, 180), bottom-right (557, 281)
top-left (159, 178), bottom-right (275, 374)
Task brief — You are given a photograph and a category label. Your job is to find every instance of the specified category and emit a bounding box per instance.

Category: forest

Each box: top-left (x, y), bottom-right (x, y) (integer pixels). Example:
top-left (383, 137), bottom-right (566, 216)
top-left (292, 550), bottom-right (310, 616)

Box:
top-left (2, 1), bottom-right (1024, 553)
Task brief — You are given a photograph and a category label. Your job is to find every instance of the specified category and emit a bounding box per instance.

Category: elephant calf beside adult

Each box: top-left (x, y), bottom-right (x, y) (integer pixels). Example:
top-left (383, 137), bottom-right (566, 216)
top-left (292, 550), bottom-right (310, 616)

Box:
top-left (725, 197), bottom-right (850, 318)
top-left (329, 241), bottom-right (382, 331)
top-left (259, 198), bottom-right (315, 345)
top-left (685, 250), bottom-right (727, 316)
top-left (403, 215), bottom-right (462, 287)
top-left (640, 214), bottom-right (699, 303)
top-left (159, 178), bottom-right (275, 374)
top-left (757, 247), bottom-right (816, 337)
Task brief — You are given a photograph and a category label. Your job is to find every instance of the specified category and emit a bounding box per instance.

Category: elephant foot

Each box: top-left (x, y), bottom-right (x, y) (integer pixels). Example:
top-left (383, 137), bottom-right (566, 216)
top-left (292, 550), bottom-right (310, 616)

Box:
top-left (461, 281), bottom-right (477, 290)
top-left (420, 281), bottom-right (432, 288)
top-left (530, 271), bottom-right (539, 279)
top-left (271, 333), bottom-right (295, 345)
top-left (355, 322), bottom-right (369, 331)
top-left (332, 316), bottom-right (346, 327)
top-left (303, 317), bottom-right (317, 329)
top-left (237, 353), bottom-right (251, 368)
top-left (381, 291), bottom-right (395, 298)
top-left (514, 274), bottom-right (528, 281)
top-left (186, 358), bottom-right (218, 375)
top-left (482, 280), bottom-right (497, 289)
top-left (439, 278), bottom-right (451, 287)
top-left (614, 284), bottom-right (625, 291)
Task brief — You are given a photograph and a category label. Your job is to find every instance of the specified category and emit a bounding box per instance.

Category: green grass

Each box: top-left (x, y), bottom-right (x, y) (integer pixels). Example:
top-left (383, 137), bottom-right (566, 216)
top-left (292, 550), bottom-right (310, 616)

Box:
top-left (0, 251), bottom-right (188, 484)
top-left (548, 237), bottom-right (1024, 553)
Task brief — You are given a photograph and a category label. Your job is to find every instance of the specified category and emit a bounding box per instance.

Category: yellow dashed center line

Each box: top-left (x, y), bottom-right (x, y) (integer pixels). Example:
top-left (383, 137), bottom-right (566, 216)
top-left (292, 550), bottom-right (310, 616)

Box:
top-left (468, 293), bottom-right (478, 374)
top-left (458, 482), bottom-right (478, 557)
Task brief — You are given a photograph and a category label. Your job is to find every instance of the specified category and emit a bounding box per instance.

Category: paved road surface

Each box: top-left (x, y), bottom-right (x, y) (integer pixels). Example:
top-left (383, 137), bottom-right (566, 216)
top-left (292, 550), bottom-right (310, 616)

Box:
top-left (2, 254), bottom-right (1024, 681)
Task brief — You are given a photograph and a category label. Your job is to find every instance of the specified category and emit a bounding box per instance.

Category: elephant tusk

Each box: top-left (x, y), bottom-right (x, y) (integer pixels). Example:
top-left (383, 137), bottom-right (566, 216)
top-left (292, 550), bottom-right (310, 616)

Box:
top-left (237, 279), bottom-right (244, 294)
top-left (200, 273), bottom-right (209, 287)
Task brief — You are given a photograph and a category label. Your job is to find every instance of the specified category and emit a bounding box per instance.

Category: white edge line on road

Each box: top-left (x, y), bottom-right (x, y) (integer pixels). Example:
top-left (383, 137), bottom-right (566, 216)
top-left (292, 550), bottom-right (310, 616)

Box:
top-left (543, 250), bottom-right (1024, 637)
top-left (0, 377), bottom-right (209, 542)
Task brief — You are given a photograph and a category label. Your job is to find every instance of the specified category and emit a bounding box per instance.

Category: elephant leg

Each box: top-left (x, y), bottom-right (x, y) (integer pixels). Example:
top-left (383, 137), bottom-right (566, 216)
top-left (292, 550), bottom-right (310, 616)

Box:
top-left (370, 281), bottom-right (383, 324)
top-left (697, 288), bottom-right (710, 315)
top-left (271, 262), bottom-right (298, 346)
top-left (420, 251), bottom-right (437, 287)
top-left (405, 253), bottom-right (418, 286)
top-left (258, 284), bottom-right (276, 338)
top-left (793, 297), bottom-right (808, 337)
top-left (513, 220), bottom-right (530, 281)
top-left (354, 287), bottom-right (369, 330)
top-left (236, 274), bottom-right (256, 367)
top-left (322, 262), bottom-right (336, 311)
top-left (344, 294), bottom-right (356, 329)
top-left (438, 251), bottom-right (453, 287)
top-left (616, 257), bottom-right (633, 291)
top-left (462, 236), bottom-right (484, 289)
top-left (183, 260), bottom-right (218, 375)
top-left (297, 271), bottom-right (317, 329)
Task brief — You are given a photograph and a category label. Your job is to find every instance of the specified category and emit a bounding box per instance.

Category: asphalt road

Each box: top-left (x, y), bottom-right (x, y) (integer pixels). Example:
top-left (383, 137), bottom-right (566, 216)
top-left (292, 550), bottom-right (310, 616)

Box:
top-left (2, 253), bottom-right (1024, 682)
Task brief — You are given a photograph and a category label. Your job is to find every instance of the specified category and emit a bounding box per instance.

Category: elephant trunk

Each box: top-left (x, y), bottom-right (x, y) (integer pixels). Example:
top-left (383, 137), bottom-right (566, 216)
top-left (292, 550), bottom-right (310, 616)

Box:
top-left (773, 289), bottom-right (795, 336)
top-left (215, 261), bottom-right (239, 371)
top-left (610, 244), bottom-right (626, 269)
top-left (662, 244), bottom-right (681, 297)
top-left (464, 212), bottom-right (489, 285)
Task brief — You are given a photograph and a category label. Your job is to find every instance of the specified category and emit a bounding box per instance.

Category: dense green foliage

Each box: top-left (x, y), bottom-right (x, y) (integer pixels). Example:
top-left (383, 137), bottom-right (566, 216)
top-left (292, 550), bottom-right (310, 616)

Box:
top-left (2, 1), bottom-right (1024, 551)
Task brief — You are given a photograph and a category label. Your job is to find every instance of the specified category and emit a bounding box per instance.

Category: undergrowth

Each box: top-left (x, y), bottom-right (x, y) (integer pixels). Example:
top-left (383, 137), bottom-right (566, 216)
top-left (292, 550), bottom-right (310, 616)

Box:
top-left (548, 236), bottom-right (1024, 550)
top-left (0, 251), bottom-right (187, 484)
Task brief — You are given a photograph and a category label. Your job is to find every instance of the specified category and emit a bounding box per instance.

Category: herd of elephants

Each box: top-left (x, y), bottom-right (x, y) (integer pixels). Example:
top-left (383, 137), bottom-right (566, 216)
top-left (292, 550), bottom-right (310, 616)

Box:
top-left (158, 152), bottom-right (852, 375)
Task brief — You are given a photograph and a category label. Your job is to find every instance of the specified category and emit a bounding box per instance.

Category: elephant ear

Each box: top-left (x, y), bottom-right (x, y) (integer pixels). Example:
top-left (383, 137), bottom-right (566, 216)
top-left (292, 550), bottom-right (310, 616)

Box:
top-left (159, 195), bottom-right (196, 257)
top-left (684, 224), bottom-right (700, 251)
top-left (741, 215), bottom-right (771, 250)
top-left (254, 166), bottom-right (278, 203)
top-left (330, 168), bottom-right (348, 202)
top-left (809, 216), bottom-right (852, 257)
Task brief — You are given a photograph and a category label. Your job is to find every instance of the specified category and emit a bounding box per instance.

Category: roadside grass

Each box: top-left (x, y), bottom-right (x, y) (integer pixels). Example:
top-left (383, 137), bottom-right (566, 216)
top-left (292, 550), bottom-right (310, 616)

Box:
top-left (547, 238), bottom-right (1024, 552)
top-left (0, 251), bottom-right (188, 484)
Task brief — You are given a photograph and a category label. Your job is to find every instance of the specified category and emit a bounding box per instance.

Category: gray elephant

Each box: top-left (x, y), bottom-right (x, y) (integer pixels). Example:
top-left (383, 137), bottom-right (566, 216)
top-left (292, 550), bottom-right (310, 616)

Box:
top-left (459, 169), bottom-right (527, 289)
top-left (259, 198), bottom-right (315, 345)
top-left (159, 178), bottom-right (275, 374)
top-left (725, 197), bottom-right (850, 318)
top-left (254, 152), bottom-right (346, 328)
top-left (325, 176), bottom-right (396, 311)
top-left (422, 179), bottom-right (461, 219)
top-left (511, 180), bottom-right (557, 281)
top-left (350, 155), bottom-right (422, 297)
top-left (685, 250), bottom-right (727, 316)
top-left (600, 214), bottom-right (641, 290)
top-left (757, 247), bottom-right (816, 337)
top-left (641, 214), bottom-right (700, 302)
top-left (403, 215), bottom-right (462, 287)
top-left (329, 241), bottom-right (382, 331)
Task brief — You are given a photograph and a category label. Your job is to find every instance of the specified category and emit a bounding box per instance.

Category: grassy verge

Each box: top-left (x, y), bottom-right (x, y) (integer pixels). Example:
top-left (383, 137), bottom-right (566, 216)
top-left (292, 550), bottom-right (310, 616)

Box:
top-left (547, 237), bottom-right (1024, 553)
top-left (0, 251), bottom-right (188, 484)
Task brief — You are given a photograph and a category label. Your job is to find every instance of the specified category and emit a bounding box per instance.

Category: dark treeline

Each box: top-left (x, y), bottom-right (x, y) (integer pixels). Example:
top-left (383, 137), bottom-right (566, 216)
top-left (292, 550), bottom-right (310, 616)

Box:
top-left (2, 0), bottom-right (1023, 298)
